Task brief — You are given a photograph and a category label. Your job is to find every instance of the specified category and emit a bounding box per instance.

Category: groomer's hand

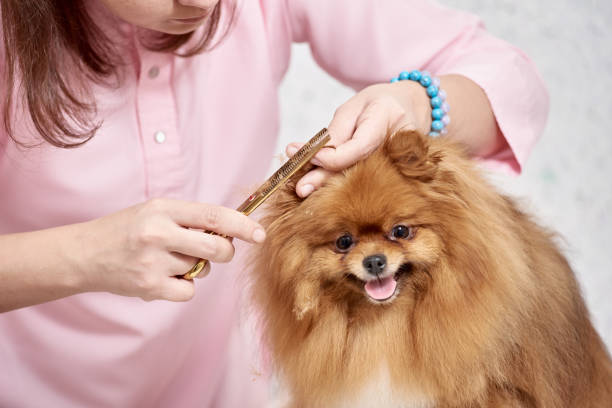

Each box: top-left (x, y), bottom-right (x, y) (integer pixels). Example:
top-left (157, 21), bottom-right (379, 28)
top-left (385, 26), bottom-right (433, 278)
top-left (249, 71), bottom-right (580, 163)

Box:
top-left (286, 80), bottom-right (431, 197)
top-left (80, 199), bottom-right (266, 301)
top-left (0, 199), bottom-right (266, 312)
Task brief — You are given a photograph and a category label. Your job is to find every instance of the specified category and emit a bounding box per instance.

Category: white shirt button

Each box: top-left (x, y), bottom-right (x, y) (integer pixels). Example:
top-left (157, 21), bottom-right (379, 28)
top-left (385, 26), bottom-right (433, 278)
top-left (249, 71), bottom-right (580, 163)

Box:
top-left (148, 66), bottom-right (160, 79)
top-left (154, 131), bottom-right (166, 144)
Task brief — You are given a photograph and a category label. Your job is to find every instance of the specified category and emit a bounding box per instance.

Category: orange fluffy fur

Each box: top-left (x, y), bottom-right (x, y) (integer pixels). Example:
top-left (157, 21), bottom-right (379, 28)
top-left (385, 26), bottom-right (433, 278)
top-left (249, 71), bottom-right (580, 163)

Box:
top-left (250, 130), bottom-right (612, 407)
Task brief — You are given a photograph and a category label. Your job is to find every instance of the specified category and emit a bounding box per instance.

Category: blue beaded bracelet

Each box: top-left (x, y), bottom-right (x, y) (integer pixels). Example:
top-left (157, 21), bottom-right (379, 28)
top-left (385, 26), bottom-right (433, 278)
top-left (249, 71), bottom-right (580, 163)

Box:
top-left (390, 70), bottom-right (450, 138)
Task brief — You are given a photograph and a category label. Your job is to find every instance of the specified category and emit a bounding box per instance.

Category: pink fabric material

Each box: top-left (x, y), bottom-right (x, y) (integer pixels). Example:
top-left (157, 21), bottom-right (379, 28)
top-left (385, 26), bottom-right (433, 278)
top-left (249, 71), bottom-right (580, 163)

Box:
top-left (0, 0), bottom-right (548, 406)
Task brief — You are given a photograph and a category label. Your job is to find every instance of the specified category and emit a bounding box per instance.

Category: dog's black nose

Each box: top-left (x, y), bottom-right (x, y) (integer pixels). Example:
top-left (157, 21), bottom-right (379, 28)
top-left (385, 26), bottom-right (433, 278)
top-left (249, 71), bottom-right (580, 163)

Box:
top-left (363, 254), bottom-right (387, 276)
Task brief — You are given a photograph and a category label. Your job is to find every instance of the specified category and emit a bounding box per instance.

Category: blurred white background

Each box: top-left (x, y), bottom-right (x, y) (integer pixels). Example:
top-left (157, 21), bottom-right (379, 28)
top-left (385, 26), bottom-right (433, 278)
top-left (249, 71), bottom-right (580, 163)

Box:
top-left (274, 0), bottom-right (612, 348)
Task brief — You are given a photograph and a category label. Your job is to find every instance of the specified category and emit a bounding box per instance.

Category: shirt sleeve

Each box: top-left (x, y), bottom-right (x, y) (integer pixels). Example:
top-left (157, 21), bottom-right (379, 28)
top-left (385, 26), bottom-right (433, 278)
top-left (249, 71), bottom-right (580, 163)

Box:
top-left (282, 0), bottom-right (549, 173)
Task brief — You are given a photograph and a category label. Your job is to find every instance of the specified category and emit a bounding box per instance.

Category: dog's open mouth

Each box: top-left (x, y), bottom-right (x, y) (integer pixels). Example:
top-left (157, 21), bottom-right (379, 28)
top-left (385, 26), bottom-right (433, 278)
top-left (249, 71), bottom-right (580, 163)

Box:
top-left (346, 263), bottom-right (413, 302)
top-left (364, 275), bottom-right (397, 300)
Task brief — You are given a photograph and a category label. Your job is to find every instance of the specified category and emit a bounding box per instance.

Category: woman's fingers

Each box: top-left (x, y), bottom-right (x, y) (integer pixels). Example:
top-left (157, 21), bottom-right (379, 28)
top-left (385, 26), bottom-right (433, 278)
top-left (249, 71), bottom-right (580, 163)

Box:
top-left (285, 144), bottom-right (337, 197)
top-left (167, 228), bottom-right (236, 263)
top-left (159, 277), bottom-right (195, 302)
top-left (318, 99), bottom-right (413, 171)
top-left (284, 89), bottom-right (419, 198)
top-left (148, 199), bottom-right (266, 244)
top-left (295, 167), bottom-right (337, 198)
top-left (192, 261), bottom-right (211, 279)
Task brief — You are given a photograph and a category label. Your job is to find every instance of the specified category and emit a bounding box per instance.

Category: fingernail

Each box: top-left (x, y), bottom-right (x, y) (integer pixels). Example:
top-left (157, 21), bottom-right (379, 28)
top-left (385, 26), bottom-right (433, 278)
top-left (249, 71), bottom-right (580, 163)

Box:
top-left (253, 228), bottom-right (266, 243)
top-left (299, 184), bottom-right (314, 197)
top-left (311, 158), bottom-right (323, 167)
top-left (287, 146), bottom-right (298, 156)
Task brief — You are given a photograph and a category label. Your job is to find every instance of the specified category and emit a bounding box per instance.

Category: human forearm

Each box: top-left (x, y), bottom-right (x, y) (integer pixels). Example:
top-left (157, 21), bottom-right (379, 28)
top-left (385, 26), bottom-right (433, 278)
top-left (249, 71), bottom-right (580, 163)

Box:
top-left (410, 73), bottom-right (505, 158)
top-left (289, 0), bottom-right (548, 171)
top-left (0, 224), bottom-right (87, 312)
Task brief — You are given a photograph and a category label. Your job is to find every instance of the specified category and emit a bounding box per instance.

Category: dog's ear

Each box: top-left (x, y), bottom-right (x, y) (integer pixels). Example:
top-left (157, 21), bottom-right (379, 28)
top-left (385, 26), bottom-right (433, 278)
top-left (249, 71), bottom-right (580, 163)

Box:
top-left (383, 130), bottom-right (441, 182)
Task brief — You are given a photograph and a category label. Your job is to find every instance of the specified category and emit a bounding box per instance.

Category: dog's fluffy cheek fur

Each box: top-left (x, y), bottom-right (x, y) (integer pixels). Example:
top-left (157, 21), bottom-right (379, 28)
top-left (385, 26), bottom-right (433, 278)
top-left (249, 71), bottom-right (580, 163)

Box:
top-left (292, 250), bottom-right (333, 320)
top-left (405, 228), bottom-right (442, 267)
top-left (293, 248), bottom-right (352, 319)
top-left (293, 278), bottom-right (320, 320)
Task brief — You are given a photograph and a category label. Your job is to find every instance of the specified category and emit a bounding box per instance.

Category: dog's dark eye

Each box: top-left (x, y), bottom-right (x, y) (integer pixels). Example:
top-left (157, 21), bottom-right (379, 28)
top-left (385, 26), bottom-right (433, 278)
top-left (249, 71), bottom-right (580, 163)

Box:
top-left (390, 225), bottom-right (413, 240)
top-left (335, 234), bottom-right (354, 252)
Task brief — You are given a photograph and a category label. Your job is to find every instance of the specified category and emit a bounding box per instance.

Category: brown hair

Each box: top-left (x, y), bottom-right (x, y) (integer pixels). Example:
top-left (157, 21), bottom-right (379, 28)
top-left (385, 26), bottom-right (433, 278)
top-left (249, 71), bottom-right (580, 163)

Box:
top-left (0, 0), bottom-right (232, 148)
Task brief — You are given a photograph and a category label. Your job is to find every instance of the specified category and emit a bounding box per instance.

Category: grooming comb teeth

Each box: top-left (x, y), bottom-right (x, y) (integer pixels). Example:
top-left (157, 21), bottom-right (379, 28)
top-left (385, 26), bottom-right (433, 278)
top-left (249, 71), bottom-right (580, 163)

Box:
top-left (262, 128), bottom-right (330, 196)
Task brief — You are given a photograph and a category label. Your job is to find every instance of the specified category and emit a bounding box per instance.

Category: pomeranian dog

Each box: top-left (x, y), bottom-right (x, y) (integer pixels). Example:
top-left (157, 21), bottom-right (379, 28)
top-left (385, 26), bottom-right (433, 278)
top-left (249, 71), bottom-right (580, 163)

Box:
top-left (250, 130), bottom-right (612, 407)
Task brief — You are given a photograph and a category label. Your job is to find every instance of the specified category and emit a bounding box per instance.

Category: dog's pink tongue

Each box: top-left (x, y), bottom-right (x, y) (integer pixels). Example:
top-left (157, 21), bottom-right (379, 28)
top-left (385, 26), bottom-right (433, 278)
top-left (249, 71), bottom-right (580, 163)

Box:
top-left (364, 276), bottom-right (397, 300)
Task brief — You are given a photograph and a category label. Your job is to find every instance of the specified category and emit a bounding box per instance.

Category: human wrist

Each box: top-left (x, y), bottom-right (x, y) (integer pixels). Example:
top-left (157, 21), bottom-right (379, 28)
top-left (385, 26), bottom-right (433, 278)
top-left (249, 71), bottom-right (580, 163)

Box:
top-left (56, 222), bottom-right (98, 294)
top-left (395, 79), bottom-right (433, 136)
top-left (391, 70), bottom-right (451, 137)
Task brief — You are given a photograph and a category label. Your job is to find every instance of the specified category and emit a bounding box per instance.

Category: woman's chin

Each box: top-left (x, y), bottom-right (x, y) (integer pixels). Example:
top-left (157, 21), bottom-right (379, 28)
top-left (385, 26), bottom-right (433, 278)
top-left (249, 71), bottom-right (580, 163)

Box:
top-left (151, 19), bottom-right (207, 35)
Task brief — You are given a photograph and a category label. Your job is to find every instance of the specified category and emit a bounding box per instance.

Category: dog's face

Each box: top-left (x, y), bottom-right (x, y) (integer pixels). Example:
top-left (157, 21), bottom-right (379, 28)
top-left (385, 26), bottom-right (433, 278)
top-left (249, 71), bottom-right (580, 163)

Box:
top-left (261, 130), bottom-right (473, 318)
top-left (293, 153), bottom-right (444, 307)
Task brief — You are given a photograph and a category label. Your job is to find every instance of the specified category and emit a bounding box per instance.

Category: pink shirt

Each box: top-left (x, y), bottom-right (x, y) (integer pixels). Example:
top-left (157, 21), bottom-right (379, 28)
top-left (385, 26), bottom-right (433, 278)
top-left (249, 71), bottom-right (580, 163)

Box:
top-left (0, 0), bottom-right (548, 406)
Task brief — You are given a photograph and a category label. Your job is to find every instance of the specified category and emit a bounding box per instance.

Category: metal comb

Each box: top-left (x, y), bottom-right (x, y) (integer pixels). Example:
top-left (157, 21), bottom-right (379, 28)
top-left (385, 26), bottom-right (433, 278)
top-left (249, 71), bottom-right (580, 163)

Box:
top-left (183, 128), bottom-right (331, 279)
